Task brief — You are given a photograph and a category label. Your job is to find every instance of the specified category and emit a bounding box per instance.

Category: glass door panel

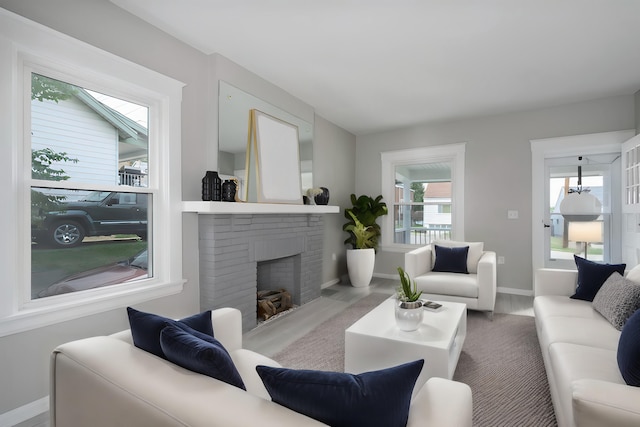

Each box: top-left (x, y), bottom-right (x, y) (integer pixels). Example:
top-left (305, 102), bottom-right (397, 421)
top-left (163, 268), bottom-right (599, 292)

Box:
top-left (544, 155), bottom-right (616, 269)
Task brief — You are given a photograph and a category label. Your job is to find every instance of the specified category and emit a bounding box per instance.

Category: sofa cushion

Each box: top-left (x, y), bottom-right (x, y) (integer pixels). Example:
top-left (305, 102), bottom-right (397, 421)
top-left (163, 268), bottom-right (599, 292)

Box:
top-left (571, 256), bottom-right (626, 302)
top-left (593, 273), bottom-right (640, 330)
top-left (432, 245), bottom-right (469, 274)
top-left (533, 295), bottom-right (597, 320)
top-left (550, 342), bottom-right (624, 427)
top-left (127, 307), bottom-right (213, 359)
top-left (536, 313), bottom-right (621, 351)
top-left (414, 272), bottom-right (479, 298)
top-left (256, 359), bottom-right (423, 427)
top-left (432, 240), bottom-right (483, 273)
top-left (159, 324), bottom-right (246, 390)
top-left (618, 309), bottom-right (640, 386)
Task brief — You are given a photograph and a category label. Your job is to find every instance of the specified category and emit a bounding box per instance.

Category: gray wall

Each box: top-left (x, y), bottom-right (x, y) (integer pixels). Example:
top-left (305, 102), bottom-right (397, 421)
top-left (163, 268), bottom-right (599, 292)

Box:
top-left (0, 0), bottom-right (355, 417)
top-left (357, 95), bottom-right (635, 293)
top-left (314, 115), bottom-right (357, 282)
top-left (635, 89), bottom-right (640, 135)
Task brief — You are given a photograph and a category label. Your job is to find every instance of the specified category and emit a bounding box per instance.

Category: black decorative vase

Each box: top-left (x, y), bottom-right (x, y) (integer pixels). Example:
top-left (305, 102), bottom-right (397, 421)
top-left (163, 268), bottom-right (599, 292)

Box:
top-left (222, 179), bottom-right (237, 202)
top-left (202, 171), bottom-right (222, 201)
top-left (314, 187), bottom-right (330, 205)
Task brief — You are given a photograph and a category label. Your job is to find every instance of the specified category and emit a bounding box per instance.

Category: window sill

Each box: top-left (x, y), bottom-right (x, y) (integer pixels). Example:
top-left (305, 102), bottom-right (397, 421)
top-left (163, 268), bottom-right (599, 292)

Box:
top-left (0, 279), bottom-right (184, 337)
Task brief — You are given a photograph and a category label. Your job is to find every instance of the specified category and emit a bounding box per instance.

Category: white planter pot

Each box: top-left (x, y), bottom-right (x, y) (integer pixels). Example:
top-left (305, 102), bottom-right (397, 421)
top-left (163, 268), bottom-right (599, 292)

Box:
top-left (395, 300), bottom-right (424, 331)
top-left (346, 248), bottom-right (375, 287)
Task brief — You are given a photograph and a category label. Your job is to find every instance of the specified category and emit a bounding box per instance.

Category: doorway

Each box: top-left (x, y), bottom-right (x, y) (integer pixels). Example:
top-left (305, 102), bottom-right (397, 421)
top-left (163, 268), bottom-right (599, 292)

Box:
top-left (531, 130), bottom-right (634, 271)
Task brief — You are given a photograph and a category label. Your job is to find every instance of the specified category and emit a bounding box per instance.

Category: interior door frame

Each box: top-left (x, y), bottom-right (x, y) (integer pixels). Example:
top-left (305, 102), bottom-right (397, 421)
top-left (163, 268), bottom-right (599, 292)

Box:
top-left (530, 129), bottom-right (635, 272)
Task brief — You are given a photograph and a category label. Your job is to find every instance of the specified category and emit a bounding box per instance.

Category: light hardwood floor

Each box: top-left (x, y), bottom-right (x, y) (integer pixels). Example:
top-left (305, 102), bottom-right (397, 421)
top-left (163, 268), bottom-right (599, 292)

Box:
top-left (16, 277), bottom-right (533, 427)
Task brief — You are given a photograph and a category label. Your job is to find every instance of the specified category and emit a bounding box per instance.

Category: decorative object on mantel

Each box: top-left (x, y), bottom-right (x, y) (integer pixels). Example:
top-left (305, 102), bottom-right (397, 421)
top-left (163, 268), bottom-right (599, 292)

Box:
top-left (305, 187), bottom-right (330, 205)
top-left (314, 187), bottom-right (330, 205)
top-left (395, 267), bottom-right (424, 331)
top-left (343, 194), bottom-right (388, 287)
top-left (222, 179), bottom-right (237, 202)
top-left (201, 170), bottom-right (222, 201)
top-left (246, 109), bottom-right (303, 204)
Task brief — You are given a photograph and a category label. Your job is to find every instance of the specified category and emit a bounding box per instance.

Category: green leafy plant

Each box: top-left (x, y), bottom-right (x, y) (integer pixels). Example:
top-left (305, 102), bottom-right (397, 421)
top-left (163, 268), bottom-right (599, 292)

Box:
top-left (344, 211), bottom-right (377, 249)
top-left (343, 194), bottom-right (388, 250)
top-left (397, 266), bottom-right (422, 302)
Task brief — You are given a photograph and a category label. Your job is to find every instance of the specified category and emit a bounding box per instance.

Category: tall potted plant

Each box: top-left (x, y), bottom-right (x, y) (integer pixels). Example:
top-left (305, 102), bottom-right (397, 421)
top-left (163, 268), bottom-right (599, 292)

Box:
top-left (343, 194), bottom-right (388, 287)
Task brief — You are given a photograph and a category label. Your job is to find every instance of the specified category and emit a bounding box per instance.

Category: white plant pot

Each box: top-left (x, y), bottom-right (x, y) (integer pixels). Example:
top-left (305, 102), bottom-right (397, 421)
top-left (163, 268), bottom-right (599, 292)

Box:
top-left (346, 248), bottom-right (375, 287)
top-left (395, 300), bottom-right (424, 331)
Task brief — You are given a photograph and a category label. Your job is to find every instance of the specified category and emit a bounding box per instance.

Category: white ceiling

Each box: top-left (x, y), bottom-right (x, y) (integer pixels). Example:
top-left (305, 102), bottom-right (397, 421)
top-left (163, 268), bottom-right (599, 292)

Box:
top-left (111, 0), bottom-right (640, 136)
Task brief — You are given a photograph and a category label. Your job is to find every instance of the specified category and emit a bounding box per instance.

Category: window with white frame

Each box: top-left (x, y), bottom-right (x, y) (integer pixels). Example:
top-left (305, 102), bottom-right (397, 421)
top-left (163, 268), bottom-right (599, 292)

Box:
top-left (381, 144), bottom-right (465, 248)
top-left (0, 11), bottom-right (184, 336)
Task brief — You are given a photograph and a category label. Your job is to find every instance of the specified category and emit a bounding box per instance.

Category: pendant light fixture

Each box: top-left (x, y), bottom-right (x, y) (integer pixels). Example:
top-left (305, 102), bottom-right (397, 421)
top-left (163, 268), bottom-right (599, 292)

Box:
top-left (559, 156), bottom-right (602, 221)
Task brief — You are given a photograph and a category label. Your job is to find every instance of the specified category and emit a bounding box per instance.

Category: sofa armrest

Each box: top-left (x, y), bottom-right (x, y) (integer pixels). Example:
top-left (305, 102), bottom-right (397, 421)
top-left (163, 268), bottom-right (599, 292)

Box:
top-left (572, 379), bottom-right (640, 427)
top-left (405, 245), bottom-right (432, 279)
top-left (534, 268), bottom-right (577, 297)
top-left (407, 377), bottom-right (472, 427)
top-left (211, 307), bottom-right (243, 352)
top-left (476, 251), bottom-right (497, 312)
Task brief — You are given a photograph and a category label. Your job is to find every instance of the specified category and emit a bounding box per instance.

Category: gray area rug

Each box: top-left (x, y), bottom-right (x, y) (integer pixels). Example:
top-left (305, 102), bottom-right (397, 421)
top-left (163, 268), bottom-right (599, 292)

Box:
top-left (272, 293), bottom-right (557, 427)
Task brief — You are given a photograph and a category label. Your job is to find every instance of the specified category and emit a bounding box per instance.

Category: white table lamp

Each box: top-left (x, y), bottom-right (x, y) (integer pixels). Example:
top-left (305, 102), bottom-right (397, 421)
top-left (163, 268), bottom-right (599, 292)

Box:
top-left (568, 221), bottom-right (602, 260)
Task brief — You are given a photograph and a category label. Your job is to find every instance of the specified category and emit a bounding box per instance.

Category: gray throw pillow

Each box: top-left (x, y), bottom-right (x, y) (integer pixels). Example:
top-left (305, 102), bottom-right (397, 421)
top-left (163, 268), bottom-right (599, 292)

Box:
top-left (592, 272), bottom-right (640, 331)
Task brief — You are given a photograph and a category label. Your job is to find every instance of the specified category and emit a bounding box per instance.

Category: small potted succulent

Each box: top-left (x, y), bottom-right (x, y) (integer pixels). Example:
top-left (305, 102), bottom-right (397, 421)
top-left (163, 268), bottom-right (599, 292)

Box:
top-left (395, 267), bottom-right (423, 331)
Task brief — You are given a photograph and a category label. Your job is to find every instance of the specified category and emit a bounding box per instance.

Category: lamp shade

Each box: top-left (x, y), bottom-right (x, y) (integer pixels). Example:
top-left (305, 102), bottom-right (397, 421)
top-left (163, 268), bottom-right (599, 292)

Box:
top-left (568, 221), bottom-right (602, 243)
top-left (560, 192), bottom-right (602, 221)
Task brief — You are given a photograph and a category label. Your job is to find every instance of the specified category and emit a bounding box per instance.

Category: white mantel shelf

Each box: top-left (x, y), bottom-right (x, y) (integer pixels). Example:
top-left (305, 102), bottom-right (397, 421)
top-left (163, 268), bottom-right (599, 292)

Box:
top-left (182, 201), bottom-right (340, 214)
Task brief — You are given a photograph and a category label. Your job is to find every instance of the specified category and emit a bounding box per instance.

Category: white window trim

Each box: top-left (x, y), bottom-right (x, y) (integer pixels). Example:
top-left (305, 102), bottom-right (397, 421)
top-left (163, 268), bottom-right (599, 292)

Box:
top-left (0, 9), bottom-right (185, 337)
top-left (380, 143), bottom-right (466, 251)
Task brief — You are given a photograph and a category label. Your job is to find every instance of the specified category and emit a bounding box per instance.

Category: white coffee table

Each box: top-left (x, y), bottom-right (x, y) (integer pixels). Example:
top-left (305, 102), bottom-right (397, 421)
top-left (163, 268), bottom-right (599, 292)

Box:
top-left (344, 297), bottom-right (466, 396)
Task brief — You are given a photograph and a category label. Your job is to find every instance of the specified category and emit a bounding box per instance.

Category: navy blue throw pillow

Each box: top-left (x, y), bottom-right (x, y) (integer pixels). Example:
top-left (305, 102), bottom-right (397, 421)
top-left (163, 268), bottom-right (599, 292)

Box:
top-left (256, 359), bottom-right (424, 427)
top-left (432, 245), bottom-right (469, 274)
top-left (571, 256), bottom-right (626, 302)
top-left (127, 307), bottom-right (213, 359)
top-left (618, 309), bottom-right (640, 386)
top-left (160, 324), bottom-right (246, 390)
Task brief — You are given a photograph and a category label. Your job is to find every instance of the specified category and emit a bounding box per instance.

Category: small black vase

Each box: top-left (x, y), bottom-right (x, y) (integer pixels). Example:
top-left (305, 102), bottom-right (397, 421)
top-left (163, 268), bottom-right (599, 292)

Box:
top-left (314, 187), bottom-right (330, 205)
top-left (222, 179), bottom-right (237, 202)
top-left (201, 171), bottom-right (222, 201)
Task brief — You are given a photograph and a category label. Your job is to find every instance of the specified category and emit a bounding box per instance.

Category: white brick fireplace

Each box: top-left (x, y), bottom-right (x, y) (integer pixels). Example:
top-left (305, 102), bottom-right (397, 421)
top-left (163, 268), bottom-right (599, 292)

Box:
top-left (184, 202), bottom-right (339, 331)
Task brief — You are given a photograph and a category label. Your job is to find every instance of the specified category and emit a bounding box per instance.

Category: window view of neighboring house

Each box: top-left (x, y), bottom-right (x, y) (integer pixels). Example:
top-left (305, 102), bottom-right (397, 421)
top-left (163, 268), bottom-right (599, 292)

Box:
top-left (382, 144), bottom-right (464, 248)
top-left (393, 163), bottom-right (453, 245)
top-left (30, 73), bottom-right (151, 299)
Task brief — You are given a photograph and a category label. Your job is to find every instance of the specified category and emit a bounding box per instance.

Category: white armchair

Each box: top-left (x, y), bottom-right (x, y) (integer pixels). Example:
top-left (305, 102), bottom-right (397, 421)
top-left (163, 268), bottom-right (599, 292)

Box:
top-left (404, 241), bottom-right (497, 314)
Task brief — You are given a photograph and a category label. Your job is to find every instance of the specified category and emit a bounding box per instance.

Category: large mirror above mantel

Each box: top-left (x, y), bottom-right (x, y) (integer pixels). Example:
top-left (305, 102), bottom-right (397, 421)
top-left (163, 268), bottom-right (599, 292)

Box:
top-left (218, 81), bottom-right (313, 202)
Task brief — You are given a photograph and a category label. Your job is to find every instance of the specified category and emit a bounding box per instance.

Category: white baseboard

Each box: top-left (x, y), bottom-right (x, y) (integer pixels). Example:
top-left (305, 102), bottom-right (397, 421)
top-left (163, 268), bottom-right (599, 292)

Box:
top-left (0, 397), bottom-right (48, 427)
top-left (372, 272), bottom-right (397, 280)
top-left (321, 278), bottom-right (340, 289)
top-left (497, 286), bottom-right (534, 297)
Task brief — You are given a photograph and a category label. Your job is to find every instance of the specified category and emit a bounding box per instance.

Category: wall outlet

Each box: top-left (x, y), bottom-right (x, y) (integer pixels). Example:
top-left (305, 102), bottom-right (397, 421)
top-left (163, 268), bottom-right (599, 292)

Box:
top-left (498, 256), bottom-right (505, 264)
top-left (507, 210), bottom-right (519, 219)
top-left (332, 253), bottom-right (337, 261)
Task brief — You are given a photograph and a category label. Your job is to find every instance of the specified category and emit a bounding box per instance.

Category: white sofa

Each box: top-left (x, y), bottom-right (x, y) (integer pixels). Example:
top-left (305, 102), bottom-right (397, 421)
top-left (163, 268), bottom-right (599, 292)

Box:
top-left (534, 268), bottom-right (640, 427)
top-left (405, 241), bottom-right (497, 313)
top-left (51, 307), bottom-right (473, 427)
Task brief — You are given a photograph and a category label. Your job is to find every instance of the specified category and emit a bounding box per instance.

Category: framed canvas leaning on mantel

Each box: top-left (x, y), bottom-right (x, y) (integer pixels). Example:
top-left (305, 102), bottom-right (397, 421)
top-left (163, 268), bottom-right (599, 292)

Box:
top-left (245, 109), bottom-right (303, 204)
